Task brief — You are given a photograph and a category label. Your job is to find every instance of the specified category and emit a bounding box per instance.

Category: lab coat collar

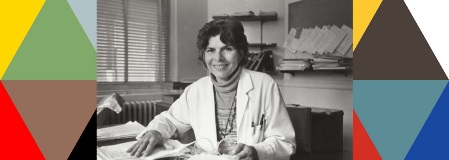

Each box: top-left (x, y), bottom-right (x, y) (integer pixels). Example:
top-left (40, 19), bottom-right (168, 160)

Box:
top-left (236, 69), bottom-right (253, 132)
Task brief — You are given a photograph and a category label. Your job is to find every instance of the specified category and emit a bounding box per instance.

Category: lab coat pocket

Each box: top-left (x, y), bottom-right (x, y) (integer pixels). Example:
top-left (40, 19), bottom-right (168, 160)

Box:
top-left (251, 125), bottom-right (263, 144)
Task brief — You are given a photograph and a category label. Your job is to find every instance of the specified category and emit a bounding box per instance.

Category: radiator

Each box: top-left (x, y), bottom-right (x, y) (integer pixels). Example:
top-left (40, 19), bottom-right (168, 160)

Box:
top-left (104, 100), bottom-right (160, 126)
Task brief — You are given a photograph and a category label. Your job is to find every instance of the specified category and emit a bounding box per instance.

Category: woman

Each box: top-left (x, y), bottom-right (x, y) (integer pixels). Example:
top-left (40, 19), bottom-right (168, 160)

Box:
top-left (127, 18), bottom-right (296, 160)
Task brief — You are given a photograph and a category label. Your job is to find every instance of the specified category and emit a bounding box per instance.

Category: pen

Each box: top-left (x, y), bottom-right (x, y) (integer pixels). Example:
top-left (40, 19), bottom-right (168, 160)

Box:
top-left (260, 114), bottom-right (265, 131)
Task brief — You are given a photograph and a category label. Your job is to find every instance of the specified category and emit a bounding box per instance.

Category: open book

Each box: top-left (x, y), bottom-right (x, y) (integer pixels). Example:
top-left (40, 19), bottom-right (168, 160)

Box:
top-left (97, 140), bottom-right (195, 160)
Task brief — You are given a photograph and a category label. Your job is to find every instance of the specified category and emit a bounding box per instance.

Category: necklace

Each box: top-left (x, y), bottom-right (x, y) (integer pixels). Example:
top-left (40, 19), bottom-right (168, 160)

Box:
top-left (218, 98), bottom-right (236, 139)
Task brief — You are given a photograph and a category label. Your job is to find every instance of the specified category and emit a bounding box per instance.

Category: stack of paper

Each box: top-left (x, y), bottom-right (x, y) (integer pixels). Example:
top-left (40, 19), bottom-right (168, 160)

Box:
top-left (277, 59), bottom-right (310, 71)
top-left (259, 11), bottom-right (277, 16)
top-left (231, 11), bottom-right (255, 17)
top-left (283, 25), bottom-right (353, 57)
top-left (97, 140), bottom-right (194, 160)
top-left (311, 58), bottom-right (351, 70)
top-left (97, 121), bottom-right (145, 142)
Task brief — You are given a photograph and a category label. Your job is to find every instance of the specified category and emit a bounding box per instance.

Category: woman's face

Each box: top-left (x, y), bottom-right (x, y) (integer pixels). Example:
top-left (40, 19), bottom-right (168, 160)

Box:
top-left (204, 35), bottom-right (240, 82)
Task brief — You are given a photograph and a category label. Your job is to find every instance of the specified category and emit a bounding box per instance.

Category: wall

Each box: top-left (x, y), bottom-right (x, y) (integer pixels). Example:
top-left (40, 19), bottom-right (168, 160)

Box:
top-left (170, 0), bottom-right (209, 82)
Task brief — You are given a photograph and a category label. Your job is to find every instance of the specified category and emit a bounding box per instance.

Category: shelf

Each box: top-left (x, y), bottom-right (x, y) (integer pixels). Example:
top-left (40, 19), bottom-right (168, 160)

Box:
top-left (212, 15), bottom-right (278, 22)
top-left (279, 68), bottom-right (352, 77)
top-left (248, 43), bottom-right (277, 48)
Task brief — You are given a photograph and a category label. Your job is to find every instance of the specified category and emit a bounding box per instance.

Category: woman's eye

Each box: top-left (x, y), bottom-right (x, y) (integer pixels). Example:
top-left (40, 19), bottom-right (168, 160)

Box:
top-left (224, 47), bottom-right (233, 52)
top-left (206, 49), bottom-right (214, 53)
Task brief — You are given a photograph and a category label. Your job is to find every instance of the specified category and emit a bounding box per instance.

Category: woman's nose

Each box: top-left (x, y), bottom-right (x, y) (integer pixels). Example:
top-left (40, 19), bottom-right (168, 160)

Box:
top-left (213, 51), bottom-right (224, 61)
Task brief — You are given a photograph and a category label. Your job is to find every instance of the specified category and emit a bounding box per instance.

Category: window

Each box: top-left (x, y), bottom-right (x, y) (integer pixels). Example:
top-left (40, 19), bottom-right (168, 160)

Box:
top-left (97, 0), bottom-right (170, 82)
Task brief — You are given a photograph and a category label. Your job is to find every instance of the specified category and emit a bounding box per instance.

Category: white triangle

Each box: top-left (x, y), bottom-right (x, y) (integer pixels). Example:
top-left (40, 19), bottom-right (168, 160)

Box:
top-left (405, 0), bottom-right (449, 78)
top-left (67, 0), bottom-right (97, 50)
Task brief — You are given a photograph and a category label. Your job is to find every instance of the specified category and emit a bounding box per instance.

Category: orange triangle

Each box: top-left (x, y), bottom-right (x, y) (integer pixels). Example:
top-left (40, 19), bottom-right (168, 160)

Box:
top-left (353, 110), bottom-right (382, 160)
top-left (0, 82), bottom-right (45, 159)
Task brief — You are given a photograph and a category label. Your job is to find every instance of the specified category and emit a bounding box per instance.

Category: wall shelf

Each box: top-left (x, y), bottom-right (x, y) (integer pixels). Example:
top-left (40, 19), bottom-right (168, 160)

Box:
top-left (279, 68), bottom-right (352, 77)
top-left (212, 15), bottom-right (277, 21)
top-left (248, 43), bottom-right (277, 48)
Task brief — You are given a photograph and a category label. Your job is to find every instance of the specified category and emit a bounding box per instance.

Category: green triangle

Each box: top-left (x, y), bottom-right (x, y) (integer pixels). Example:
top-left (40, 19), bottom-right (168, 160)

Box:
top-left (3, 0), bottom-right (96, 80)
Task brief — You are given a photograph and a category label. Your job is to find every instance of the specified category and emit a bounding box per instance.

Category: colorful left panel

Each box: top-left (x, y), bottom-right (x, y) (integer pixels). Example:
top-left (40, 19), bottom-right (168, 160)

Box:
top-left (0, 0), bottom-right (97, 159)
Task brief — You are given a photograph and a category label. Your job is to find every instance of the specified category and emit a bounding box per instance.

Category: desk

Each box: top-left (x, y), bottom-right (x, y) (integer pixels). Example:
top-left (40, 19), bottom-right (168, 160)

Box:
top-left (97, 126), bottom-right (187, 160)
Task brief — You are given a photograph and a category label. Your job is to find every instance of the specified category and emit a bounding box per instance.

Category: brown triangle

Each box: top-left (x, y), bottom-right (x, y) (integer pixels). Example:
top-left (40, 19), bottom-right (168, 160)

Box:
top-left (2, 80), bottom-right (96, 160)
top-left (354, 0), bottom-right (447, 80)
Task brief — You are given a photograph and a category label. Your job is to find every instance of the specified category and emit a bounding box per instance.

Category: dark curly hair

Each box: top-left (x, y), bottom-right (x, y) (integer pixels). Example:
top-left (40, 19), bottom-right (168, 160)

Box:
top-left (197, 17), bottom-right (249, 66)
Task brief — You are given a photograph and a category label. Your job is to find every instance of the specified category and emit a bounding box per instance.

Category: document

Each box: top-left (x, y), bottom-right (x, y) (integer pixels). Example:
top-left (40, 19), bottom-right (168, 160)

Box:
top-left (296, 28), bottom-right (311, 53)
top-left (283, 28), bottom-right (298, 53)
top-left (97, 140), bottom-right (195, 160)
top-left (97, 121), bottom-right (145, 142)
top-left (325, 25), bottom-right (346, 54)
top-left (336, 25), bottom-right (353, 55)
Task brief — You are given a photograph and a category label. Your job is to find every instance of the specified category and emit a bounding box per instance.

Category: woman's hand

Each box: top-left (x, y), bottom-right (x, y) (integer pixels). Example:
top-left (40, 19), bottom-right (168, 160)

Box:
top-left (230, 143), bottom-right (259, 160)
top-left (126, 130), bottom-right (164, 157)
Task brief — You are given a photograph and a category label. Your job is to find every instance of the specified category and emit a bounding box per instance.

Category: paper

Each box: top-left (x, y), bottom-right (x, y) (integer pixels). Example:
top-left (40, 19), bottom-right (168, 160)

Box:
top-left (314, 27), bottom-right (334, 54)
top-left (325, 25), bottom-right (346, 54)
top-left (283, 28), bottom-right (298, 53)
top-left (97, 121), bottom-right (145, 141)
top-left (296, 28), bottom-right (310, 53)
top-left (304, 26), bottom-right (320, 54)
top-left (336, 25), bottom-right (353, 55)
top-left (97, 140), bottom-right (194, 160)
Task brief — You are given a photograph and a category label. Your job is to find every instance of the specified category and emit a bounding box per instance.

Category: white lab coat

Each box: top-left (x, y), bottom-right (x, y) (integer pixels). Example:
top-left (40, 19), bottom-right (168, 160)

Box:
top-left (137, 69), bottom-right (296, 160)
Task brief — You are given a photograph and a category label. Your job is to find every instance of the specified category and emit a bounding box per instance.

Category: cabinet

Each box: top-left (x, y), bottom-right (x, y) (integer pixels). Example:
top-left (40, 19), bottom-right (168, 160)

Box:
top-left (287, 104), bottom-right (344, 160)
top-left (212, 14), bottom-right (277, 72)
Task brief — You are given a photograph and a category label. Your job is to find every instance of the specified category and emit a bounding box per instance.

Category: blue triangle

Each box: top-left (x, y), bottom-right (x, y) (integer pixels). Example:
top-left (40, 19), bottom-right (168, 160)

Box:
top-left (405, 82), bottom-right (449, 159)
top-left (67, 0), bottom-right (96, 49)
top-left (354, 80), bottom-right (448, 159)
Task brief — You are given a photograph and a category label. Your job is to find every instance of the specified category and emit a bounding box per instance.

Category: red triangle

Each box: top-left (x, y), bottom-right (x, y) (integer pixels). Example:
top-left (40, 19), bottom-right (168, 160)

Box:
top-left (353, 110), bottom-right (382, 160)
top-left (0, 82), bottom-right (45, 159)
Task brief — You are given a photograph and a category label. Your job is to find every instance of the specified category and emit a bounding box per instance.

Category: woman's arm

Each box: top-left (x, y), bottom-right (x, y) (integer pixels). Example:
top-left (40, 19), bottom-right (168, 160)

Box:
top-left (129, 85), bottom-right (193, 157)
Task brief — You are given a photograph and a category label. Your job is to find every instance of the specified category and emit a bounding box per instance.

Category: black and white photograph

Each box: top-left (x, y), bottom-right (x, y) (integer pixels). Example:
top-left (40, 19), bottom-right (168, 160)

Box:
top-left (96, 0), bottom-right (353, 160)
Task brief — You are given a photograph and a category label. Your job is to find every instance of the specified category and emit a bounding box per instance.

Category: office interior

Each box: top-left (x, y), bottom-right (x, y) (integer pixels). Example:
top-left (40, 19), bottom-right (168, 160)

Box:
top-left (97, 0), bottom-right (353, 159)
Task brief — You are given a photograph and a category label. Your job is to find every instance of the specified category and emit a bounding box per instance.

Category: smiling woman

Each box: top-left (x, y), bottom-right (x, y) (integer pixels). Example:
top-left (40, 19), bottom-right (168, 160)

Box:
top-left (127, 18), bottom-right (296, 160)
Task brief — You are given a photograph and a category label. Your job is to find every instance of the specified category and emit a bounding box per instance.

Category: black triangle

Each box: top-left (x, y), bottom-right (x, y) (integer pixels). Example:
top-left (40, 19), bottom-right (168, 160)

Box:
top-left (68, 111), bottom-right (97, 159)
top-left (354, 0), bottom-right (447, 79)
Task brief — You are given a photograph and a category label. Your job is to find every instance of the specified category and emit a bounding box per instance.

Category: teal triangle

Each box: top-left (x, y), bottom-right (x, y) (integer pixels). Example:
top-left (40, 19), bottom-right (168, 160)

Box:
top-left (354, 80), bottom-right (448, 160)
top-left (67, 0), bottom-right (96, 49)
top-left (3, 0), bottom-right (96, 80)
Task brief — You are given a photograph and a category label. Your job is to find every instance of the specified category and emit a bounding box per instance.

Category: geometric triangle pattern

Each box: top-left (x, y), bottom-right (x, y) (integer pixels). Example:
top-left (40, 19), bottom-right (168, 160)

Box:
top-left (405, 82), bottom-right (449, 159)
top-left (2, 80), bottom-right (96, 160)
top-left (353, 0), bottom-right (382, 51)
top-left (0, 0), bottom-right (45, 80)
top-left (2, 0), bottom-right (96, 80)
top-left (353, 110), bottom-right (382, 160)
top-left (404, 0), bottom-right (449, 78)
top-left (1, 0), bottom-right (97, 159)
top-left (355, 0), bottom-right (449, 158)
top-left (354, 0), bottom-right (447, 80)
top-left (354, 80), bottom-right (448, 160)
top-left (67, 0), bottom-right (97, 49)
top-left (0, 82), bottom-right (45, 160)
top-left (68, 112), bottom-right (98, 160)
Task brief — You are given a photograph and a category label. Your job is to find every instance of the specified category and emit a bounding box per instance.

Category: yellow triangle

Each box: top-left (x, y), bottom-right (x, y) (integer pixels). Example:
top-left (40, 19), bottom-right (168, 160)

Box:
top-left (354, 0), bottom-right (383, 51)
top-left (0, 0), bottom-right (46, 79)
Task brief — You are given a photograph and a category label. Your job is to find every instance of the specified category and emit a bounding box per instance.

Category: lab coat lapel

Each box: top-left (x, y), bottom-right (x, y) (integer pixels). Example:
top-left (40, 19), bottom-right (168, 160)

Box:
top-left (236, 69), bottom-right (253, 134)
top-left (204, 78), bottom-right (218, 149)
